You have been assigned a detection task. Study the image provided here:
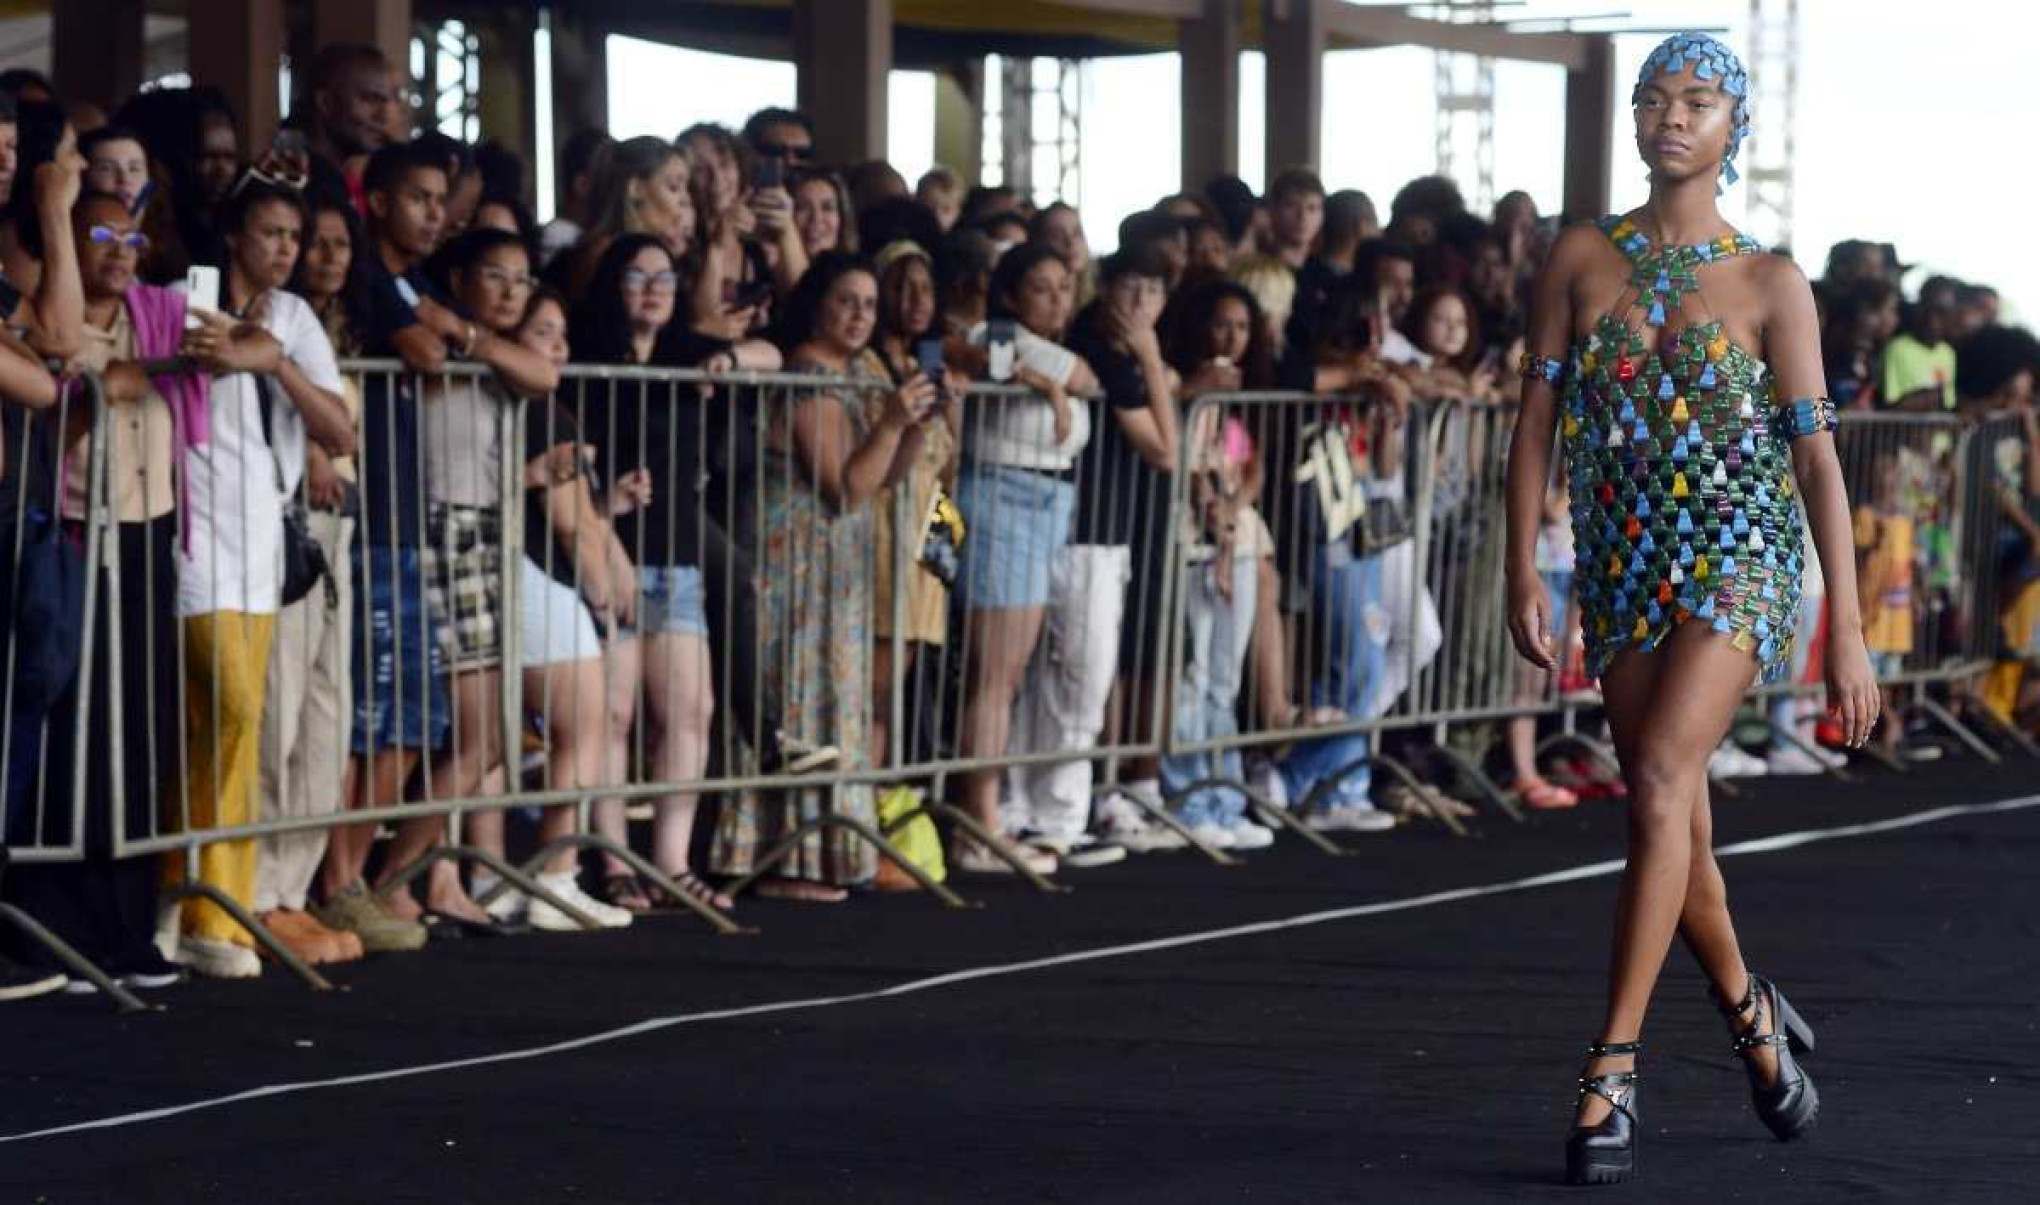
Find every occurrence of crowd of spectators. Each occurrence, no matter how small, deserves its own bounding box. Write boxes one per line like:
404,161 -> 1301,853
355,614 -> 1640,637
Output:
0,41 -> 2035,1003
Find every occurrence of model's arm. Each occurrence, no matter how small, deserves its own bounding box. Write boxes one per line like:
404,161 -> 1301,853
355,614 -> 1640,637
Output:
1763,258 -> 1880,748
1504,225 -> 1592,669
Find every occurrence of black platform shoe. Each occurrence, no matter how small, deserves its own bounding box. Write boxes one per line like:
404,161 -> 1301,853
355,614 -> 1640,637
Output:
1712,972 -> 1819,1141
1565,1039 -> 1641,1185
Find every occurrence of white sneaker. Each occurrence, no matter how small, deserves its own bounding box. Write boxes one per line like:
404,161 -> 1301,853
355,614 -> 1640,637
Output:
1224,819 -> 1276,850
1184,822 -> 1238,850
1765,746 -> 1827,776
1305,805 -> 1397,833
1246,760 -> 1290,811
176,937 -> 261,980
527,873 -> 634,931
1026,832 -> 1128,869
1708,741 -> 1769,778
951,838 -> 1058,876
483,886 -> 529,924
1095,792 -> 1189,853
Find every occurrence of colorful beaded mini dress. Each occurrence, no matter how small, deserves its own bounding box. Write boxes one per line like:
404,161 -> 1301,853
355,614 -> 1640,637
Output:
1542,215 -> 1837,681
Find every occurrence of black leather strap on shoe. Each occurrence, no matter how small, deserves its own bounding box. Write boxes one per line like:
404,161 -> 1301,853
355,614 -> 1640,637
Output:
1577,1040 -> 1642,1114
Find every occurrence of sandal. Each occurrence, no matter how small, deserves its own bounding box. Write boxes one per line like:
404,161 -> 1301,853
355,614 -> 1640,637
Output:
598,873 -> 653,914
1518,777 -> 1579,810
755,879 -> 849,903
645,870 -> 734,913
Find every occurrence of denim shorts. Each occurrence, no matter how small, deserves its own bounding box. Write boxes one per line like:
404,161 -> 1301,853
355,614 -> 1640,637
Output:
639,564 -> 709,637
1540,570 -> 1574,640
351,543 -> 451,754
956,464 -> 1075,609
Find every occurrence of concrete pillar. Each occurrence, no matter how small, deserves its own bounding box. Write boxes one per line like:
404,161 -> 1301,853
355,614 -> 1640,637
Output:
189,0 -> 287,151
1563,34 -> 1617,222
476,6 -> 537,178
312,0 -> 412,78
793,0 -> 893,165
933,63 -> 983,183
1181,0 -> 1240,191
546,6 -> 609,159
53,0 -> 145,116
1263,0 -> 1326,179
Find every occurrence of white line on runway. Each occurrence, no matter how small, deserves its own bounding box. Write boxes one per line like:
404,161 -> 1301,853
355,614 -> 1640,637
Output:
6,791 -> 2036,1146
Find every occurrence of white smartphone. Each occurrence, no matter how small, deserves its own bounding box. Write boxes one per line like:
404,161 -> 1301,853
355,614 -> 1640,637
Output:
986,318 -> 1017,383
184,264 -> 221,330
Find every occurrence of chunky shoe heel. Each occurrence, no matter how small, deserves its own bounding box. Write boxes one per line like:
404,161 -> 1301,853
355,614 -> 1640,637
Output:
1564,1040 -> 1641,1186
1712,972 -> 1819,1141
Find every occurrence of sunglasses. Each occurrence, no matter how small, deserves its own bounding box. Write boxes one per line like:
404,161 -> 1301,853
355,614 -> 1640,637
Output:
87,225 -> 150,252
623,269 -> 679,291
756,141 -> 812,163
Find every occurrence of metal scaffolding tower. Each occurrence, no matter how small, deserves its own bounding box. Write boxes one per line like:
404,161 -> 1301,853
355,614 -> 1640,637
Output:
1432,1 -> 1498,210
982,54 -> 1084,207
1743,0 -> 1799,249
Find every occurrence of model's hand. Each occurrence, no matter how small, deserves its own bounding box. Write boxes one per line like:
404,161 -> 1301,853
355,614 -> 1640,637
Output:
1824,624 -> 1881,748
1506,569 -> 1557,670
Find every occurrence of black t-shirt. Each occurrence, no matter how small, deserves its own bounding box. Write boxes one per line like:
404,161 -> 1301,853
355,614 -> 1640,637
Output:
524,399 -> 593,591
581,328 -> 738,569
1065,307 -> 1169,554
1285,256 -> 1342,358
357,259 -> 439,547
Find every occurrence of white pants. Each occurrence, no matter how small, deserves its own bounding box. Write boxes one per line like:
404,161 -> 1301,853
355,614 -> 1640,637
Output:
253,511 -> 353,913
1000,544 -> 1130,841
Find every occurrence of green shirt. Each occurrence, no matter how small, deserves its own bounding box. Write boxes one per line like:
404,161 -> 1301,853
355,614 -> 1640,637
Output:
1879,333 -> 1956,410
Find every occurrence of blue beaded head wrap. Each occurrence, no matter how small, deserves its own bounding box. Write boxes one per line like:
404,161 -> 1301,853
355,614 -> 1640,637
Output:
1632,32 -> 1751,192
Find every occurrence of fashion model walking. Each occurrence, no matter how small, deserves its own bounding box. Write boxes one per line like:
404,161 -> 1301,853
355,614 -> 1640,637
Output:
1503,32 -> 1880,1186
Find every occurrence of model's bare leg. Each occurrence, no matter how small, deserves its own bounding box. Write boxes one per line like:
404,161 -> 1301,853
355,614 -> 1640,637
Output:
1675,780 -> 1781,1086
1576,625 -> 1756,1125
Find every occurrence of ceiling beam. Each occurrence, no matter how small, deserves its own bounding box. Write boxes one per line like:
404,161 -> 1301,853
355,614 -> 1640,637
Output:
1322,3 -> 1590,69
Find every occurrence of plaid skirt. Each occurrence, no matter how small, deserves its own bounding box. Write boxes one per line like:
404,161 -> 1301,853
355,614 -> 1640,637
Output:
423,504 -> 503,670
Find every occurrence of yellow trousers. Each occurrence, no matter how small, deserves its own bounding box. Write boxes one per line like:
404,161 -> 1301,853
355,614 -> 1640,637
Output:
168,611 -> 277,945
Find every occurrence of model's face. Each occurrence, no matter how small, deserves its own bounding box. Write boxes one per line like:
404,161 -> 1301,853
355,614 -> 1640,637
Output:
1207,296 -> 1252,364
518,298 -> 571,369
818,270 -> 879,355
1420,294 -> 1470,360
1633,62 -> 1735,186
793,177 -> 841,257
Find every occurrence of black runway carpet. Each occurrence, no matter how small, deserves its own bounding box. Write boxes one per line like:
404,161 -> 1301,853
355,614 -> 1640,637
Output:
4,758 -> 2039,1203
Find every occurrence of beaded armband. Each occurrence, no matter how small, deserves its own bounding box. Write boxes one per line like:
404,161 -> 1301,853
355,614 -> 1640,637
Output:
1519,352 -> 1566,386
1774,396 -> 1839,440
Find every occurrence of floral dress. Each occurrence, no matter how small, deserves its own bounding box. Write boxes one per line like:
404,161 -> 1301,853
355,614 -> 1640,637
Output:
1555,216 -> 1837,682
710,359 -> 879,886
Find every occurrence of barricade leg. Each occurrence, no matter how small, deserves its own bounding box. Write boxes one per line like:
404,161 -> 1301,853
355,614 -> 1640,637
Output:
1094,783 -> 1239,866
723,809 -> 980,907
1909,691 -> 2001,765
155,879 -> 333,990
502,832 -> 753,933
376,837 -> 605,930
0,901 -> 146,1012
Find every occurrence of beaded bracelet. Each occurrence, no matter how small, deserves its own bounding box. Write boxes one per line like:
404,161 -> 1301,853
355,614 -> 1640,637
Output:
1518,352 -> 1565,385
1774,396 -> 1839,439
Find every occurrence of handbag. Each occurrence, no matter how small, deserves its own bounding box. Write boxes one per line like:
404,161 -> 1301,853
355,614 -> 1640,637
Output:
917,482 -> 967,588
256,375 -> 335,609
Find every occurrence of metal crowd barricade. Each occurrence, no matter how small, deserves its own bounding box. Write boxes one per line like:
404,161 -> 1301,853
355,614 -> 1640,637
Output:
0,374 -> 153,1007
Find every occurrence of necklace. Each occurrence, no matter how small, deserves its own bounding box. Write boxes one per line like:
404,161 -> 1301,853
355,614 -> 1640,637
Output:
1604,214 -> 1763,328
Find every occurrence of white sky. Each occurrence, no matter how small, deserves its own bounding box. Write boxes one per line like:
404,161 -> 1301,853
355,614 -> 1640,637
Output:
605,0 -> 2039,321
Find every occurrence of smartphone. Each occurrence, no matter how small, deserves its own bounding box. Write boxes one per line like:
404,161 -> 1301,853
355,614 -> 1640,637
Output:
914,336 -> 945,380
986,318 -> 1017,383
271,128 -> 309,158
184,264 -> 221,330
726,276 -> 773,313
752,156 -> 784,190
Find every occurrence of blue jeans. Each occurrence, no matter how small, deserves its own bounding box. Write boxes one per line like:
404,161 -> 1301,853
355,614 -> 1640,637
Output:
1278,545 -> 1390,810
1163,555 -> 1257,827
